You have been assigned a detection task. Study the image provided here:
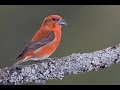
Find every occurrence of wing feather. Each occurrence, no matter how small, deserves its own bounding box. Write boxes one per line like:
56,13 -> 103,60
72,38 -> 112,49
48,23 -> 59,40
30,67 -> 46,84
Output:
16,31 -> 55,60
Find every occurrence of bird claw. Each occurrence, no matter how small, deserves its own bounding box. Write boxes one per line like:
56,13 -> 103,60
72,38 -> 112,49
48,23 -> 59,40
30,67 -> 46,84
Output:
35,57 -> 58,64
48,59 -> 55,64
46,58 -> 58,65
35,60 -> 43,63
46,57 -> 59,60
52,57 -> 59,60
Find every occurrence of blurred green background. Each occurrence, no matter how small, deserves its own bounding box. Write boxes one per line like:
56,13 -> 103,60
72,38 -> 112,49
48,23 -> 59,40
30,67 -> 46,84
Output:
0,5 -> 120,85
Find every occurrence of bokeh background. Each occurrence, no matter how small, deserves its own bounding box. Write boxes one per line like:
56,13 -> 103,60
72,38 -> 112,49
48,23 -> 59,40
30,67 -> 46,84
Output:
0,5 -> 120,85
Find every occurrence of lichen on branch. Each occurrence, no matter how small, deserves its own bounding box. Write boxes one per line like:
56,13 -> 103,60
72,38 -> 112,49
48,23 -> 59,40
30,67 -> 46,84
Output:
0,44 -> 120,85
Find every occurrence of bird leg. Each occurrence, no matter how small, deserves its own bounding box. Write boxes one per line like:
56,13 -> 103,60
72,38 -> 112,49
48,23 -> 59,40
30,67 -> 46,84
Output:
45,57 -> 60,64
35,57 -> 58,64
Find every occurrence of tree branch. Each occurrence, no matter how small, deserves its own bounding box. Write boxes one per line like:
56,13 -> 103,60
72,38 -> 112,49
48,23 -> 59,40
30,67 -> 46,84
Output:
0,44 -> 120,85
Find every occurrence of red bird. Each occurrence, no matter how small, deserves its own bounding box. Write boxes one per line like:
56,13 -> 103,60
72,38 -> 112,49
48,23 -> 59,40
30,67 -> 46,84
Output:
14,15 -> 67,66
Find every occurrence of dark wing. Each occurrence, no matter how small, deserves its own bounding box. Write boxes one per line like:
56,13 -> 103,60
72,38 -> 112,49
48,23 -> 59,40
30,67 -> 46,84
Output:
16,31 -> 55,60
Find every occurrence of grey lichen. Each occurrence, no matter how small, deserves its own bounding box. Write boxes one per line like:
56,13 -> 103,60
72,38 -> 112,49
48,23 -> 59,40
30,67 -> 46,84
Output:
0,44 -> 120,85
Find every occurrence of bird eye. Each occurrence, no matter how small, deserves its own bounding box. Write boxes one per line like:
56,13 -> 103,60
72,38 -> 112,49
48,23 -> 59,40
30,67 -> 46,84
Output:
52,18 -> 58,21
52,18 -> 56,21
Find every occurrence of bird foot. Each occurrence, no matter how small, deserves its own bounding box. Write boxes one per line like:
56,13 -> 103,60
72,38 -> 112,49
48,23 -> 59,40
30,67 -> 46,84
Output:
35,57 -> 58,64
46,57 -> 58,60
34,59 -> 43,63
45,57 -> 59,64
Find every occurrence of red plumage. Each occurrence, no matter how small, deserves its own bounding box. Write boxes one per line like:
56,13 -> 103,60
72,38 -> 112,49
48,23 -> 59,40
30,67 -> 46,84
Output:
14,15 -> 67,65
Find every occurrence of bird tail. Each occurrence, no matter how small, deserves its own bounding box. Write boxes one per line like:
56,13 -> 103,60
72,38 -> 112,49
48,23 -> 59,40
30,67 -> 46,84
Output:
13,55 -> 32,67
16,49 -> 26,60
12,52 -> 24,66
12,58 -> 25,67
16,53 -> 22,60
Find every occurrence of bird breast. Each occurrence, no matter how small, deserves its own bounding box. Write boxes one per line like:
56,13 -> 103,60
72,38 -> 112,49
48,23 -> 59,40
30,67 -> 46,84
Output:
34,31 -> 61,59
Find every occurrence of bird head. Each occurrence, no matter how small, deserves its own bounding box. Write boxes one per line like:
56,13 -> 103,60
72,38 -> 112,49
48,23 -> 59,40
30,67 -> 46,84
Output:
42,15 -> 67,30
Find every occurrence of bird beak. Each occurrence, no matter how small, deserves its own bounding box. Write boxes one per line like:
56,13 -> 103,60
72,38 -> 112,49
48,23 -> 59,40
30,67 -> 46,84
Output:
58,18 -> 67,26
